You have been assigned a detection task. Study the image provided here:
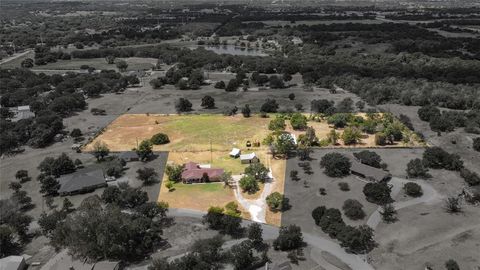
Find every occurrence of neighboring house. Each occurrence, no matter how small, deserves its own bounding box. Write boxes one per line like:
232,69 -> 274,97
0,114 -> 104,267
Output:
0,256 -> 26,270
9,105 -> 35,122
181,162 -> 224,183
58,169 -> 107,196
240,152 -> 259,164
350,159 -> 391,182
118,151 -> 139,162
462,185 -> 480,203
229,148 -> 241,158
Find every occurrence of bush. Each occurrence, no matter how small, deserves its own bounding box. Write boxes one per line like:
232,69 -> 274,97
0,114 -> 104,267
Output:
290,113 -> 307,130
363,182 -> 393,205
201,95 -> 215,109
460,168 -> 480,186
175,98 -> 192,112
239,175 -> 259,194
260,99 -> 279,113
473,137 -> 480,152
353,150 -> 382,168
342,199 -> 366,220
273,225 -> 303,251
338,182 -> 350,191
445,259 -> 460,270
214,81 -> 225,89
266,192 -> 286,211
422,147 -> 463,171
403,182 -> 423,197
268,116 -> 286,131
150,133 -> 170,145
406,158 -> 430,178
327,113 -> 350,128
418,105 -> 440,122
320,153 -> 351,177
311,206 -> 326,225
70,128 -> 82,138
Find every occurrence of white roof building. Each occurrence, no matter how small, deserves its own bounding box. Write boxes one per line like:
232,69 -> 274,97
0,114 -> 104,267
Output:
229,148 -> 241,157
0,256 -> 26,270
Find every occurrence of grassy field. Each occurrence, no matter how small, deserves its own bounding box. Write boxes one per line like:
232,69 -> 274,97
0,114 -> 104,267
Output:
31,57 -> 156,71
86,114 -> 272,152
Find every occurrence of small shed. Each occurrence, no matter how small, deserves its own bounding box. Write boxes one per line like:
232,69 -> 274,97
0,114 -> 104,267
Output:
229,148 -> 241,158
119,151 -> 140,162
240,152 -> 259,164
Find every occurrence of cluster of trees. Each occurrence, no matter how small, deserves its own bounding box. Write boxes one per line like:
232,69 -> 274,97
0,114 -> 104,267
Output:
320,153 -> 351,177
239,163 -> 269,194
418,105 -> 480,134
0,198 -> 33,257
311,206 -> 376,253
0,68 -> 135,154
39,193 -> 169,261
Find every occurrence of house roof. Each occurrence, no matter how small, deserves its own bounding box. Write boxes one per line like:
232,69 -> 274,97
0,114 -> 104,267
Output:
230,148 -> 241,155
240,152 -> 257,160
0,256 -> 25,270
58,169 -> 106,194
350,159 -> 391,182
17,105 -> 30,111
181,162 -> 224,179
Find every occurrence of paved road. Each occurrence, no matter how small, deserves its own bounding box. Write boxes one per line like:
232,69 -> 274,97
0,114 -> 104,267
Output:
0,49 -> 32,65
367,177 -> 442,229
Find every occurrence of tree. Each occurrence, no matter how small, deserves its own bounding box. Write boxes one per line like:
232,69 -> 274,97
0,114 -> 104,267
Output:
0,108 -> 14,119
229,240 -> 259,270
283,73 -> 293,82
336,98 -> 354,113
380,203 -> 397,223
445,197 -> 462,213
137,167 -> 158,186
273,225 -> 303,251
327,113 -> 350,128
342,199 -> 366,220
214,81 -> 225,89
266,192 -> 286,211
239,175 -> 259,194
422,147 -> 463,171
92,141 -> 110,161
175,98 -> 192,112
11,190 -> 33,211
403,182 -> 423,197
320,153 -> 351,177
353,150 -> 382,168
311,99 -> 334,114
21,58 -> 34,68
288,93 -> 295,100
220,171 -> 233,187
105,55 -> 116,64
244,163 -> 269,182
473,137 -> 480,152
70,128 -> 82,138
149,78 -> 163,89
247,223 -> 263,246
39,175 -> 60,196
260,99 -> 279,113
62,198 -> 74,213
225,201 -> 241,217
136,140 -> 153,161
418,105 -> 440,122
337,225 -> 375,254
49,196 -> 163,262
342,127 -> 362,145
9,181 -> 22,192
269,75 -> 285,89
356,100 -> 365,111
445,259 -> 460,270
327,129 -> 339,145
460,168 -> 480,186
225,78 -> 239,92
338,182 -> 350,191
0,226 -> 20,257
151,133 -> 170,145
241,104 -> 251,118
274,133 -> 296,156
311,206 -> 327,225
165,164 -> 183,182
290,113 -> 307,130
201,95 -> 215,109
363,182 -> 393,205
116,60 -> 128,71
268,116 -> 286,131
406,158 -> 430,178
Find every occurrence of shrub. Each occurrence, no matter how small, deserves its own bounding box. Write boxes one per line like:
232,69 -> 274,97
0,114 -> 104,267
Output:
338,182 -> 350,191
290,113 -> 307,130
327,113 -> 350,128
423,147 -> 463,171
268,116 -> 286,131
239,175 -> 259,194
266,192 -> 286,211
403,182 -> 423,197
175,98 -> 192,112
312,206 -> 327,225
320,153 -> 351,177
473,137 -> 480,152
460,168 -> 480,186
418,105 -> 440,122
342,199 -> 366,220
353,150 -> 382,168
150,133 -> 170,145
273,225 -> 303,251
406,158 -> 430,178
363,182 -> 393,205
214,81 -> 225,89
445,259 -> 460,270
260,99 -> 279,113
70,128 -> 82,138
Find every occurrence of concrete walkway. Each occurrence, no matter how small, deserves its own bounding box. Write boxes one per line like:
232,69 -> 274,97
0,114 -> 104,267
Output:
232,172 -> 274,223
0,49 -> 32,65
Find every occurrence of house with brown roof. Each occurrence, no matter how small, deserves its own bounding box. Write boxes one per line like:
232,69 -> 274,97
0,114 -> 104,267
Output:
181,162 -> 224,184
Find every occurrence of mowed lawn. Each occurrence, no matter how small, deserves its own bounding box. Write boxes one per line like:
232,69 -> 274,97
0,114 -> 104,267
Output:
87,114 -> 271,152
32,57 -> 156,71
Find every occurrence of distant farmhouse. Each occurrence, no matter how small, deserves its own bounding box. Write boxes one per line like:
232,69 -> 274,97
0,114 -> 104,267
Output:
9,105 -> 35,122
58,169 -> 107,196
0,256 -> 26,270
181,162 -> 224,184
240,152 -> 259,164
350,158 -> 391,182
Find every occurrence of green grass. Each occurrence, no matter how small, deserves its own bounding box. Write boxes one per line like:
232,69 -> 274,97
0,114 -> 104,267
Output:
32,57 -> 156,71
173,182 -> 225,192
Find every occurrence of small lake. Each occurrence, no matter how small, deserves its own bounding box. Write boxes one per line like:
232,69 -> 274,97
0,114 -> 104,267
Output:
188,45 -> 268,57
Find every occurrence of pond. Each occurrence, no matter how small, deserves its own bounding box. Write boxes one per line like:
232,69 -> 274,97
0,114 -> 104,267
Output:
188,45 -> 268,57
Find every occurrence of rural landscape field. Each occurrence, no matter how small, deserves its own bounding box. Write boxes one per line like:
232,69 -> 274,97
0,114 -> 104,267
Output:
1,0 -> 479,270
